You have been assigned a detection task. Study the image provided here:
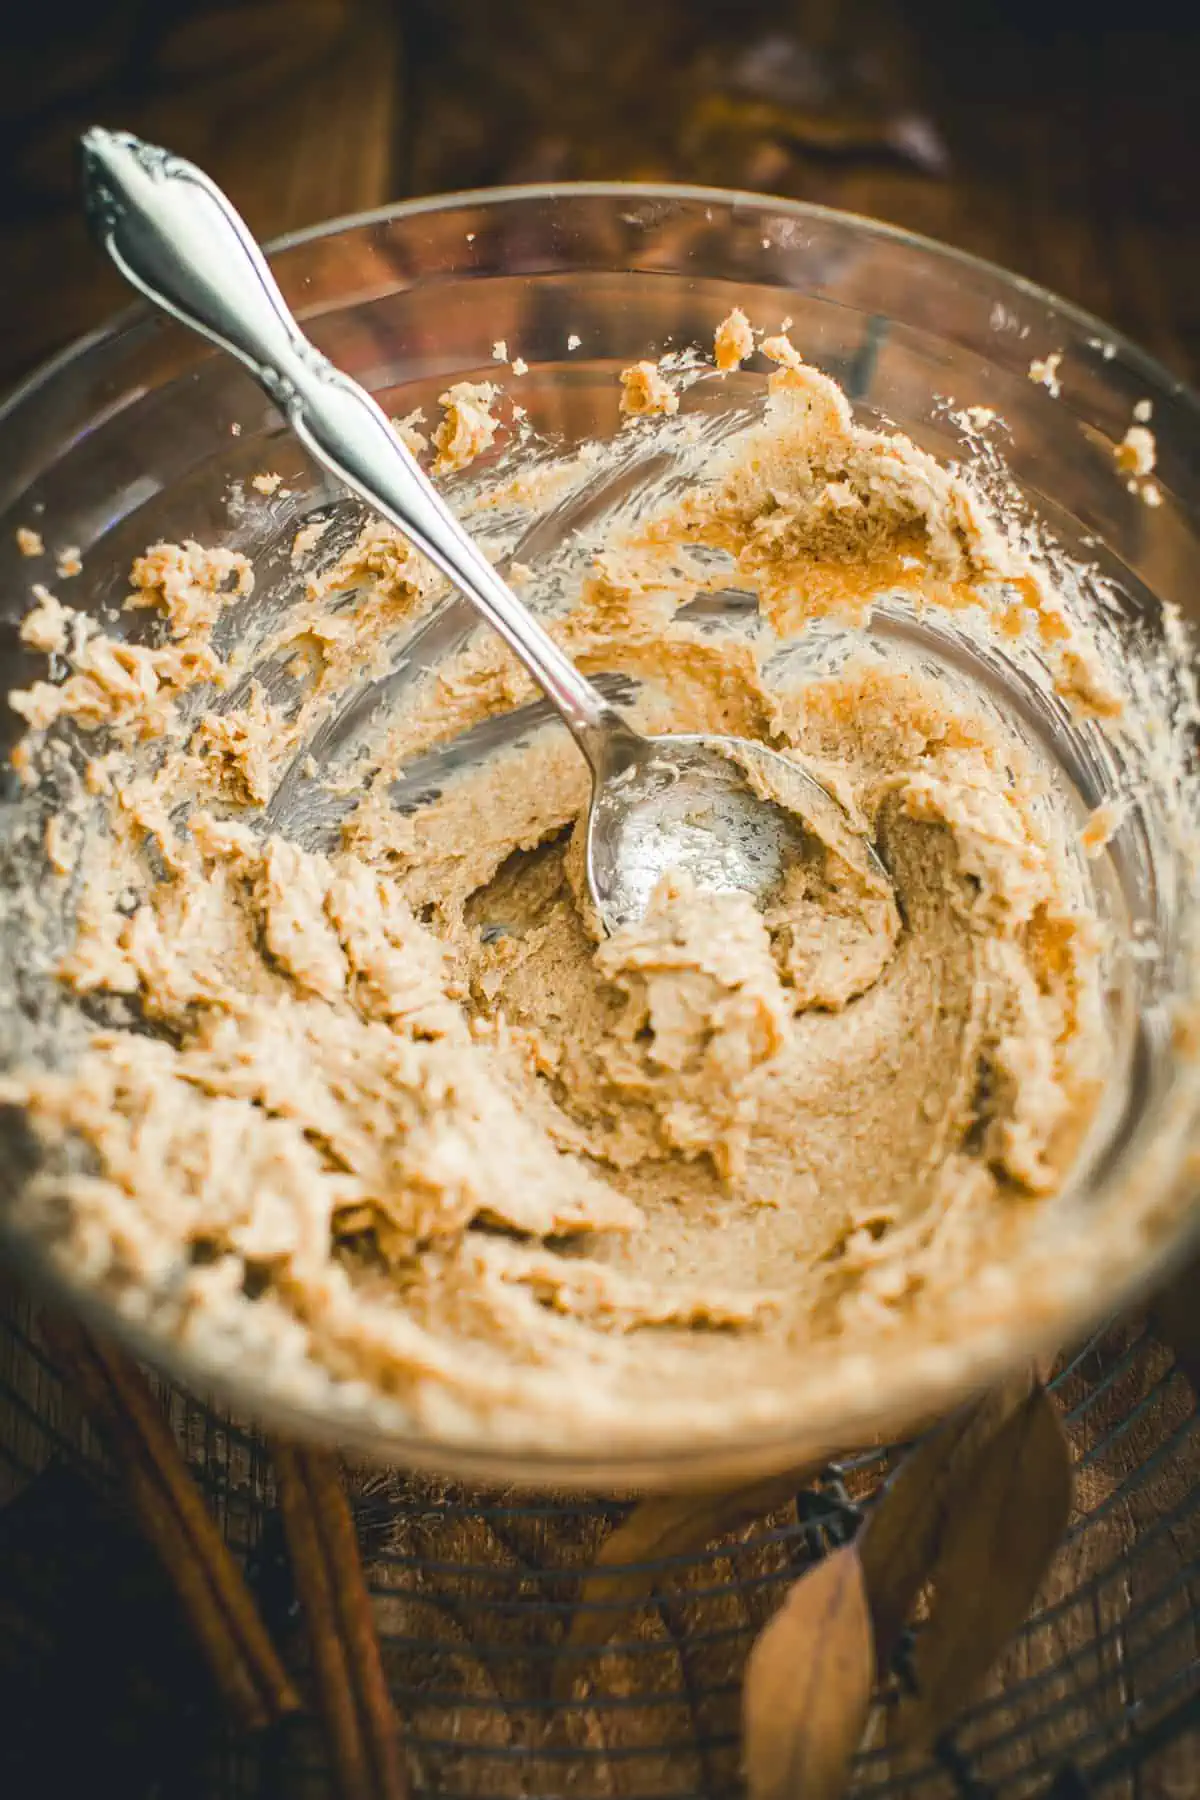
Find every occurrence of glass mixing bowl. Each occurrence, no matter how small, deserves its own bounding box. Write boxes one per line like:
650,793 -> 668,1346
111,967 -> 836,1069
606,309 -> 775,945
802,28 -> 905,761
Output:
0,186 -> 1197,1487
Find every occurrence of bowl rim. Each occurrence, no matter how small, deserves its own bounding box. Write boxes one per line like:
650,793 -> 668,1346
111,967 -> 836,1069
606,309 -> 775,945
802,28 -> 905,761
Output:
4,179 -> 1199,1486
3,181 -> 1197,429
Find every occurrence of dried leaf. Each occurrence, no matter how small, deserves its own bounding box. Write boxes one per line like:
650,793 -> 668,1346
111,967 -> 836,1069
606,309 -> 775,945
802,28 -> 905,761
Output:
742,1543 -> 874,1800
554,1461 -> 825,1700
890,1382 -> 1072,1747
857,1368 -> 1035,1675
1151,1248 -> 1200,1398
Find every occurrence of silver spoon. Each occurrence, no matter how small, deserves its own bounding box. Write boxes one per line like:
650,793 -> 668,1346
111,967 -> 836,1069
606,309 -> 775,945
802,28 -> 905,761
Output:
78,128 -> 888,932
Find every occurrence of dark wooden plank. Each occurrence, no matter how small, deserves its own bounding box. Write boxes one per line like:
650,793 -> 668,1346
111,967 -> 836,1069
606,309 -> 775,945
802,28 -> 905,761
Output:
0,0 -> 401,393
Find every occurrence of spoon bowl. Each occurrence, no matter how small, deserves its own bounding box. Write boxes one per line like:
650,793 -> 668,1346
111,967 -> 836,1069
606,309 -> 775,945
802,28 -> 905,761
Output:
587,729 -> 885,933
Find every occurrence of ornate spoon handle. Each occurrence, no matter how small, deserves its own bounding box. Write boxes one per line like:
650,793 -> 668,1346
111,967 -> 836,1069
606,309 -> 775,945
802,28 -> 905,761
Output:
78,127 -> 632,772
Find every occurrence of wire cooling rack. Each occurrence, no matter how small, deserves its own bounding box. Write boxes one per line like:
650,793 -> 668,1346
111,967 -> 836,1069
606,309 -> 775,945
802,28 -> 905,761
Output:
0,1277 -> 1196,1799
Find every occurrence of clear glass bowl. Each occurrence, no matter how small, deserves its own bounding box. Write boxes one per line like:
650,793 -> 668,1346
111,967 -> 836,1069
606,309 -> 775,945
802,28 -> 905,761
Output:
0,186 -> 1197,1487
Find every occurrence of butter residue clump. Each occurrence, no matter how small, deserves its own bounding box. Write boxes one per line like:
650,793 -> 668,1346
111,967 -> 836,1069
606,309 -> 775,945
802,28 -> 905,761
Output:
619,361 -> 679,418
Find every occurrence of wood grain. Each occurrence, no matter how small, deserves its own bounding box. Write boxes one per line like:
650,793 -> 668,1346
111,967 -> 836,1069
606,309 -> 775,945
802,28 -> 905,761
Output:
1,5 -> 1196,388
0,0 -> 400,392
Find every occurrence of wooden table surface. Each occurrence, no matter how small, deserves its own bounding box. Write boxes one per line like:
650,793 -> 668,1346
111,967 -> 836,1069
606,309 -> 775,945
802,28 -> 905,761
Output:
2,2 -> 1198,393
1,3 -> 1197,1794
